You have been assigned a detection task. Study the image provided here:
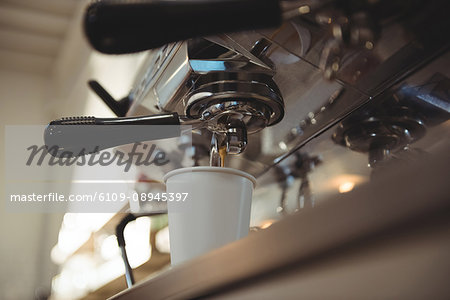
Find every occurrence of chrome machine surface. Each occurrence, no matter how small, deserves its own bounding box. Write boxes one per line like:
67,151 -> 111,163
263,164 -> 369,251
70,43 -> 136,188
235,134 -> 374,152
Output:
48,0 -> 449,225
120,0 -> 449,225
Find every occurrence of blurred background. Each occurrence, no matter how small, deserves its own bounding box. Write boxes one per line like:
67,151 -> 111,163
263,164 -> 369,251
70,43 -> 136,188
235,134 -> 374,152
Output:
0,1 -> 154,299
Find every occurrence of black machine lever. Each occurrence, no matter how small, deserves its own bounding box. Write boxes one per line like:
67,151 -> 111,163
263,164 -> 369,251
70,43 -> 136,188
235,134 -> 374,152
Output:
84,0 -> 282,54
88,80 -> 131,117
44,113 -> 181,158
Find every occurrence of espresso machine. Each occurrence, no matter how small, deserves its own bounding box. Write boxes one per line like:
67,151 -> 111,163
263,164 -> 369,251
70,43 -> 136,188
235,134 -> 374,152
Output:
45,0 -> 449,298
47,0 -> 449,172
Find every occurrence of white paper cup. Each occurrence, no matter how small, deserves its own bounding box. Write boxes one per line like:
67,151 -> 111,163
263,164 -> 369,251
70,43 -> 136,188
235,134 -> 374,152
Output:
163,166 -> 256,265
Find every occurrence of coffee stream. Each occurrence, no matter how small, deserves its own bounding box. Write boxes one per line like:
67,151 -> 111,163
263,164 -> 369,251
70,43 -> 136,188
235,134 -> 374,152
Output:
219,146 -> 227,167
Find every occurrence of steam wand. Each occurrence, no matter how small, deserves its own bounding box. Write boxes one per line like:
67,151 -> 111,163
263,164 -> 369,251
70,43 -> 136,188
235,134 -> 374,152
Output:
116,211 -> 166,288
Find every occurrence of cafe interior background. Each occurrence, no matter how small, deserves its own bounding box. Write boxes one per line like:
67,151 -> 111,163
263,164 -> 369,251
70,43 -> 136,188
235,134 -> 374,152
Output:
0,1 -> 153,298
0,0 -> 449,299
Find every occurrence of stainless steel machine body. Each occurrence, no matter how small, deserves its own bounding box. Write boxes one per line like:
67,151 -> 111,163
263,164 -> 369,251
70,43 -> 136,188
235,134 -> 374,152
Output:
48,0 -> 449,225
119,0 -> 449,225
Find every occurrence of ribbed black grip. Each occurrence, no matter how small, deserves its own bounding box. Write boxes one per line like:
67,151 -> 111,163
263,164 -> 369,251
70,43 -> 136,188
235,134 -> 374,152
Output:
84,0 -> 282,54
59,116 -> 96,125
44,113 -> 181,157
48,113 -> 180,126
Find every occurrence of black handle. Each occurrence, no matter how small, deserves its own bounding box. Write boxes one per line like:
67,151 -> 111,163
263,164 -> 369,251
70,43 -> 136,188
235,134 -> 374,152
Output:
44,113 -> 181,158
84,0 -> 282,54
88,80 -> 131,117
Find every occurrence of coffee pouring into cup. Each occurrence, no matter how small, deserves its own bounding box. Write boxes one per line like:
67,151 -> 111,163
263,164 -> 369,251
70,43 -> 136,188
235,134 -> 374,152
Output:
44,21 -> 284,268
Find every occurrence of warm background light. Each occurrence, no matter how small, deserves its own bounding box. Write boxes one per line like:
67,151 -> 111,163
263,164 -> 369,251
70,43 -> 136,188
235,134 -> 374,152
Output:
260,220 -> 275,229
338,181 -> 355,193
